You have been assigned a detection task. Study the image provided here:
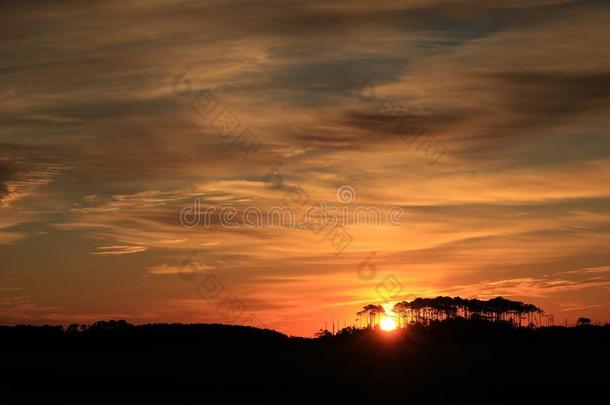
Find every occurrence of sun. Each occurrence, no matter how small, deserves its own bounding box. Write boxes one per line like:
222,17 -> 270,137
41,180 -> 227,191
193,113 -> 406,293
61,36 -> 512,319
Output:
380,316 -> 397,332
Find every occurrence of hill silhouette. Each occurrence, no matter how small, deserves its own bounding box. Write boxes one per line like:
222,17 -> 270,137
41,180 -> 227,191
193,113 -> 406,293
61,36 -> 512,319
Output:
1,300 -> 609,402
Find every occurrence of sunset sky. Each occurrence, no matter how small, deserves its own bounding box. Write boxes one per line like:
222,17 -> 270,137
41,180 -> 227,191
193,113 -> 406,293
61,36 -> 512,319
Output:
1,0 -> 610,336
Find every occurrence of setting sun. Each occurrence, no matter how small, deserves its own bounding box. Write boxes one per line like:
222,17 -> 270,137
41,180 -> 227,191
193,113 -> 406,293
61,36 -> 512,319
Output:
380,317 -> 397,332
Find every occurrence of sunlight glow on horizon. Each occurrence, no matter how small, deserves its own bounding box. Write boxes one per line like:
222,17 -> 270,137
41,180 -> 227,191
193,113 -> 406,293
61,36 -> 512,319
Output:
380,316 -> 397,332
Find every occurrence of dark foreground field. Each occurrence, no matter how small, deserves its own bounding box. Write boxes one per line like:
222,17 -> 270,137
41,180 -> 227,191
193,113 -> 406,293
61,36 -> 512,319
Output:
1,319 -> 608,403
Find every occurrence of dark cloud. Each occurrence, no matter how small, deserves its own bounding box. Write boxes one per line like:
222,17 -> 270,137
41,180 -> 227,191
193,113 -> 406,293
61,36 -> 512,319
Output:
490,71 -> 610,127
269,58 -> 407,100
341,109 -> 464,137
0,160 -> 16,200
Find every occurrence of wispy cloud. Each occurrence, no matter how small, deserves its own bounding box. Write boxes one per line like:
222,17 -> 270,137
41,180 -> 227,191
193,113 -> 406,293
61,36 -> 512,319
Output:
91,246 -> 149,256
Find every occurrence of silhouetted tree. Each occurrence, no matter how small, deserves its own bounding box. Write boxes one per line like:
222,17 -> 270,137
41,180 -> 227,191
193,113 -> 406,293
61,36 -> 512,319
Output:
357,304 -> 385,328
393,301 -> 411,327
314,328 -> 332,338
372,296 -> 544,328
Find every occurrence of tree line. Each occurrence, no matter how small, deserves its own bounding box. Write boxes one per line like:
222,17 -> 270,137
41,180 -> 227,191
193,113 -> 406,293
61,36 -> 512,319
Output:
357,296 -> 555,328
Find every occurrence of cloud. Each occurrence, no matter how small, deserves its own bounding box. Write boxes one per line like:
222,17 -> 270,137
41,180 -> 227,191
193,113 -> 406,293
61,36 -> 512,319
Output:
148,261 -> 214,275
561,266 -> 610,275
0,155 -> 64,243
557,302 -> 610,312
91,245 -> 149,256
0,288 -> 59,322
0,159 -> 16,201
450,276 -> 610,299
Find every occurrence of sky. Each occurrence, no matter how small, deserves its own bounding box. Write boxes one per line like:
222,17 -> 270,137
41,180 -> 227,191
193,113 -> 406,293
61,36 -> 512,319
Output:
1,0 -> 610,336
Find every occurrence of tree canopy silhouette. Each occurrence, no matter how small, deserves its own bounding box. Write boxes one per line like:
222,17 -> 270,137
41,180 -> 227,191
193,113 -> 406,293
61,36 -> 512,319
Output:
387,296 -> 547,327
357,304 -> 386,328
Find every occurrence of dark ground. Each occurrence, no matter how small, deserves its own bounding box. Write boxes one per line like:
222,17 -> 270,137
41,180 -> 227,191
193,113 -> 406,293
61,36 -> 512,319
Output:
1,319 -> 608,403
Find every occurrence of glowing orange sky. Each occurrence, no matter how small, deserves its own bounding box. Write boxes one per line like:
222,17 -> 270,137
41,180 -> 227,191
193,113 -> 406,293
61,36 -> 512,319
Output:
1,0 -> 610,336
